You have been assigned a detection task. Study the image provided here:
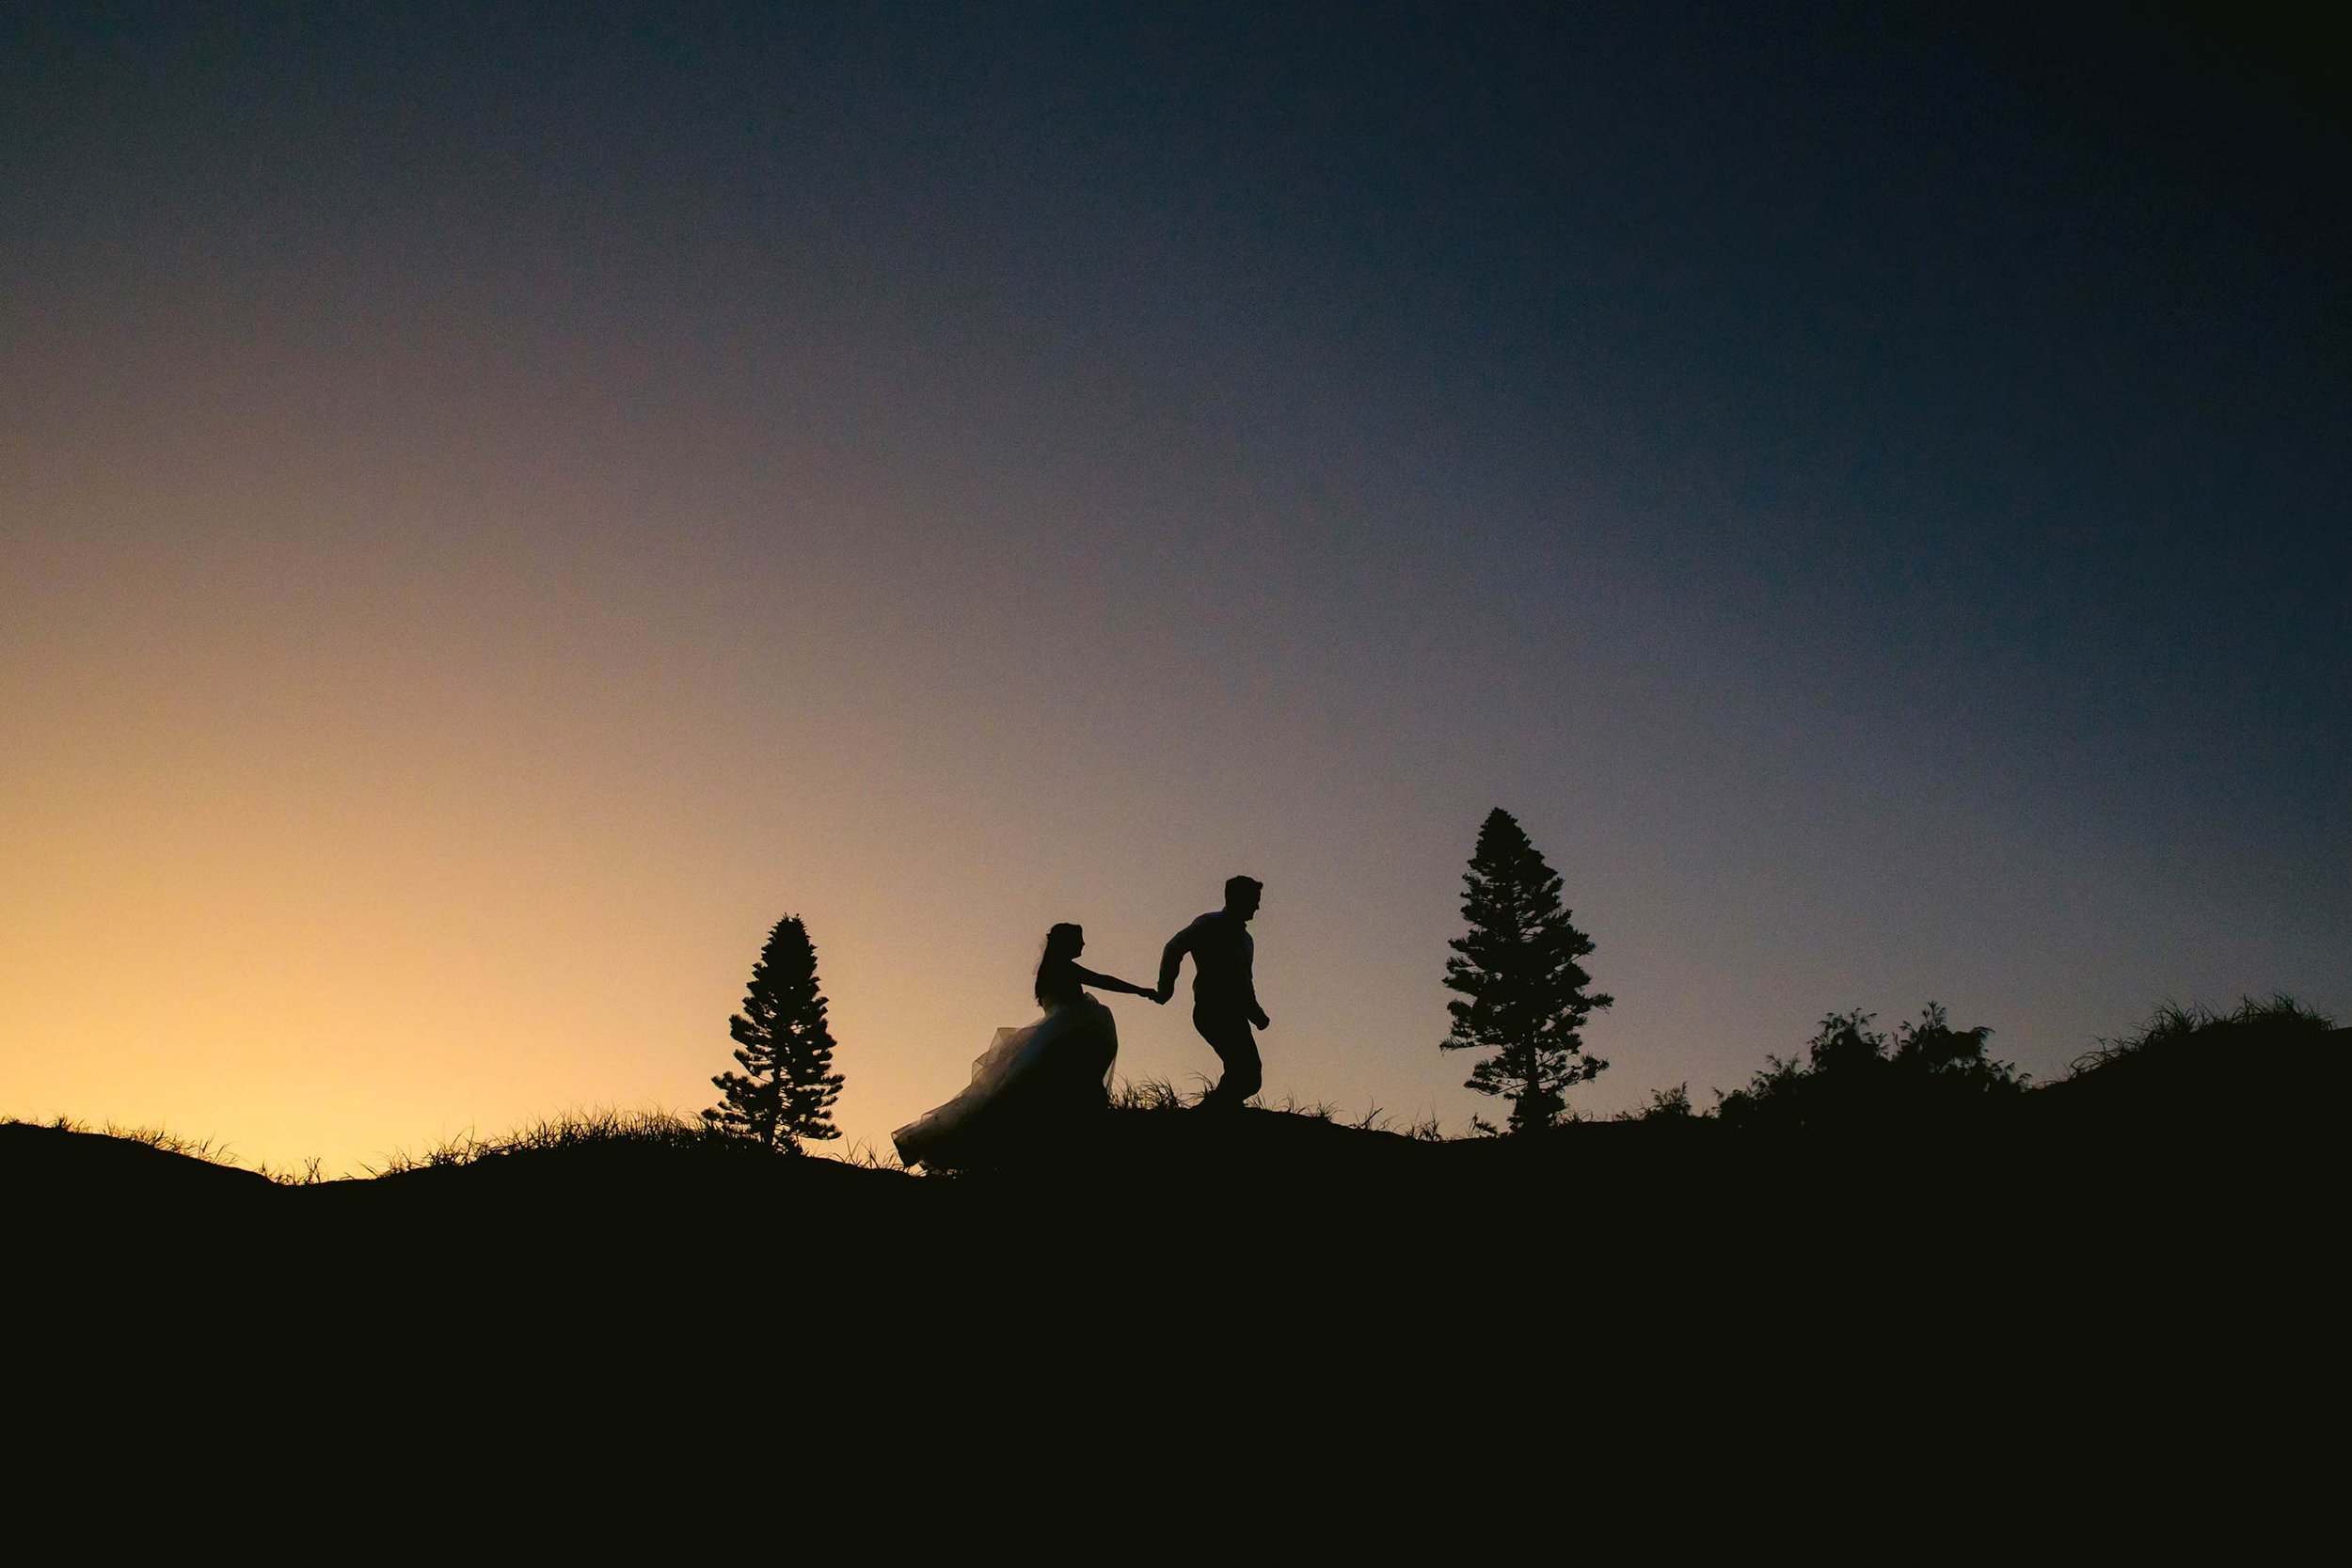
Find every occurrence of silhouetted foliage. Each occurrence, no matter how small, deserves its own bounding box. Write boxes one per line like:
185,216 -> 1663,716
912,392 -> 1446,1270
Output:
705,915 -> 844,1151
1716,1004 -> 2023,1132
1614,1082 -> 1696,1121
1442,807 -> 1613,1134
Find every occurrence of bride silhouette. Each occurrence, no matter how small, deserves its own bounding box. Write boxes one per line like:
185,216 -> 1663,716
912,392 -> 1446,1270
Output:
892,923 -> 1161,1169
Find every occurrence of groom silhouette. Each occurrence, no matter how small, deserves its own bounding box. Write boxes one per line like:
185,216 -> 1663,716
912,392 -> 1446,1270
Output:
1156,876 -> 1269,1113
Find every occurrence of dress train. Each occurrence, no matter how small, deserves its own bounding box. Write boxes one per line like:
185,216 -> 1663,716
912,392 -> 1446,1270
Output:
892,993 -> 1117,1168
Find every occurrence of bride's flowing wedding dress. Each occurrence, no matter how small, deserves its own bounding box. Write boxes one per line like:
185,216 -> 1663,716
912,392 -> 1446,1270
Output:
893,927 -> 1156,1170
891,994 -> 1118,1169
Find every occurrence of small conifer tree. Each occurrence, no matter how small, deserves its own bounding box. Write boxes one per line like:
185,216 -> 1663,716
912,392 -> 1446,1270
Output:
1442,807 -> 1613,1133
706,914 -> 844,1151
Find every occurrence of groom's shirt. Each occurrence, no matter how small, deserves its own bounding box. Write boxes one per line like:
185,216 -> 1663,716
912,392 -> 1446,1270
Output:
1163,910 -> 1260,1019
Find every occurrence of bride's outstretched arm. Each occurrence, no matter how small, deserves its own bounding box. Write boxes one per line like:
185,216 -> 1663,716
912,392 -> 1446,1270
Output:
1073,965 -> 1159,999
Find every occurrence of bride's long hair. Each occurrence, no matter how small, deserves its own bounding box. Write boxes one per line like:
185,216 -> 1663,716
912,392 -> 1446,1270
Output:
1035,923 -> 1084,1006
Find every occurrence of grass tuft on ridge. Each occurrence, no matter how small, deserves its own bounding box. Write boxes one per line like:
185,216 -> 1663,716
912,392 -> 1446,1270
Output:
2069,992 -> 2335,1076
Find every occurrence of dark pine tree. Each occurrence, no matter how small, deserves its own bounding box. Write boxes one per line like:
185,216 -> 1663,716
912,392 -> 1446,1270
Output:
1442,808 -> 1613,1134
705,914 -> 844,1152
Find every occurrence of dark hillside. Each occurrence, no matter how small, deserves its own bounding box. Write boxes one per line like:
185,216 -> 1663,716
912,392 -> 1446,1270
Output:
2033,1018 -> 2352,1127
13,1019 -> 2342,1390
3,1121 -> 273,1207
16,1021 -> 2344,1249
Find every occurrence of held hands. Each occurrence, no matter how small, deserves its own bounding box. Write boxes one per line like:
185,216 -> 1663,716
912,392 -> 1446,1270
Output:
1152,985 -> 1172,1006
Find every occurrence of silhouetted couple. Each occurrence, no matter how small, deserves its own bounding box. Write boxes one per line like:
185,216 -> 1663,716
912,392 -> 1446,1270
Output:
892,876 -> 1269,1169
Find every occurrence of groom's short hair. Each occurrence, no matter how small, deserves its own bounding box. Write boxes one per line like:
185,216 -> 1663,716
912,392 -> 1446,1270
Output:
1224,875 -> 1263,903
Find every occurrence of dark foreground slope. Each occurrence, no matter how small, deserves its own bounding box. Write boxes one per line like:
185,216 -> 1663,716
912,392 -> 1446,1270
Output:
18,1026 -> 2345,1304
13,1024 -> 2344,1449
10,1034 -> 2339,1546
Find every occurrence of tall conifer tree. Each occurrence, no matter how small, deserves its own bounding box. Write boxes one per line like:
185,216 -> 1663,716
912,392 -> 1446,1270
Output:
1442,808 -> 1613,1133
706,914 -> 844,1151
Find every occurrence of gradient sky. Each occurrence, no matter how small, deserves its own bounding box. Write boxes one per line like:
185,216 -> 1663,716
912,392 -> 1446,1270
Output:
5,2 -> 2344,1176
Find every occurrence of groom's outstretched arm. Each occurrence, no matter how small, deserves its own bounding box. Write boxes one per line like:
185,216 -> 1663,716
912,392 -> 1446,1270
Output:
1155,925 -> 1192,1003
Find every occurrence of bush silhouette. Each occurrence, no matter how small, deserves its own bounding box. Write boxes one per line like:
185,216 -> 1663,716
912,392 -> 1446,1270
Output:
1614,1083 -> 1696,1121
1717,1004 -> 2023,1132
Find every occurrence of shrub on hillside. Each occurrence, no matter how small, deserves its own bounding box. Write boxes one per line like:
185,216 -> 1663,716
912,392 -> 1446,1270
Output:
1717,1004 -> 2025,1132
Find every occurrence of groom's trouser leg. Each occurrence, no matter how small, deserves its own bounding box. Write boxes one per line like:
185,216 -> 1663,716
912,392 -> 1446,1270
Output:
1194,1010 -> 1262,1107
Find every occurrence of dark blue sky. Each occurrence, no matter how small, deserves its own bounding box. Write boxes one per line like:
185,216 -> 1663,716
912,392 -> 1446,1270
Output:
5,3 -> 2344,1162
